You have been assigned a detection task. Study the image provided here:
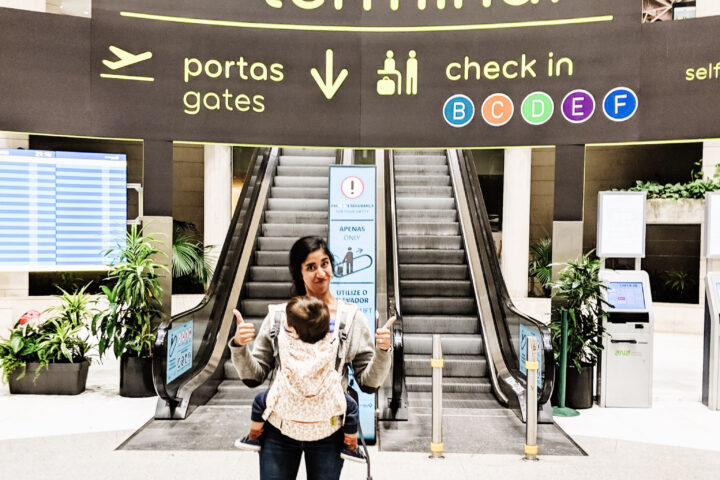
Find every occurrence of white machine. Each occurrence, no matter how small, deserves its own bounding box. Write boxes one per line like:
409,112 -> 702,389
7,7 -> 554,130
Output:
703,272 -> 720,410
599,269 -> 654,408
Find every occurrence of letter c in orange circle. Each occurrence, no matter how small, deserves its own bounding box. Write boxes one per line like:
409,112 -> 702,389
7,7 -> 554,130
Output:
481,93 -> 514,127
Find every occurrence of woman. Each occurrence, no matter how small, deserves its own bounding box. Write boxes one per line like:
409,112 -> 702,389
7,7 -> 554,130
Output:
230,236 -> 393,480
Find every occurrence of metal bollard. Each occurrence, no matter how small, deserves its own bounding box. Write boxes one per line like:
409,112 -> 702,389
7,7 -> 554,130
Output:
429,334 -> 444,458
524,336 -> 539,461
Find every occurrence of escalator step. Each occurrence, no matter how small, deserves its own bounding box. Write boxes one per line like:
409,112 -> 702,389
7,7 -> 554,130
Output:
395,164 -> 448,175
397,222 -> 460,236
274,176 -> 329,187
255,251 -> 289,266
400,264 -> 467,280
241,298 -> 282,317
404,333 -> 484,355
268,198 -> 327,211
264,211 -> 328,225
393,155 -> 447,165
250,266 -> 292,282
278,156 -> 334,166
277,166 -> 331,177
397,209 -> 457,222
258,236 -> 303,251
246,282 -> 293,298
400,280 -> 472,297
396,186 -> 453,197
398,235 -> 462,249
394,175 -> 450,186
397,197 -> 454,209
262,223 -> 328,237
398,249 -> 465,264
404,354 -> 488,377
402,315 -> 477,334
405,376 -> 492,393
403,296 -> 475,314
270,187 -> 329,199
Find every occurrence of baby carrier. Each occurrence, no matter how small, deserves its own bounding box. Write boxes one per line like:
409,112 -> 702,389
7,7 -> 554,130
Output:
268,305 -> 374,480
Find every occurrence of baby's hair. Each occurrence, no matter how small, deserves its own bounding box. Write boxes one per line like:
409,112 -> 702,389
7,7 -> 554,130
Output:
286,296 -> 330,344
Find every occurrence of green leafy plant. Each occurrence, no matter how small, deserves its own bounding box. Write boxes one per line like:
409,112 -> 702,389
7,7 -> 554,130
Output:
0,285 -> 95,384
93,225 -> 167,359
620,160 -> 720,200
549,251 -> 610,372
662,269 -> 695,296
172,220 -> 213,289
528,237 -> 552,297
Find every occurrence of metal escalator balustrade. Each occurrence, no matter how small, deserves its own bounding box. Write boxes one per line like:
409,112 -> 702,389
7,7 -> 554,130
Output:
153,147 -> 276,418
453,149 -> 555,420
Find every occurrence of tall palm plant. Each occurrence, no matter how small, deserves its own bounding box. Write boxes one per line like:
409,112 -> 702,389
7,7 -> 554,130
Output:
528,237 -> 552,297
172,220 -> 214,289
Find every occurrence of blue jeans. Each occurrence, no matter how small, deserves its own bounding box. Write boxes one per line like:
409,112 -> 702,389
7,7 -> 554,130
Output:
252,390 -> 359,435
259,422 -> 344,480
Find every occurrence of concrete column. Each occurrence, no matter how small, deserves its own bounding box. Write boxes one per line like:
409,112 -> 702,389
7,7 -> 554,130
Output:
143,216 -> 174,326
697,0 -> 720,17
203,145 -> 232,270
501,147 -> 532,300
0,132 -> 30,297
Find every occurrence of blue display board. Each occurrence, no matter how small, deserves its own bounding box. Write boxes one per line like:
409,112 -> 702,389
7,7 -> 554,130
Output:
519,325 -> 543,389
607,282 -> 646,310
166,321 -> 193,383
328,165 -> 376,442
0,149 -> 127,270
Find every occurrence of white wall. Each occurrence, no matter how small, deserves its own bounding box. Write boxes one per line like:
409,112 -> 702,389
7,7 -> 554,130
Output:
697,0 -> 720,17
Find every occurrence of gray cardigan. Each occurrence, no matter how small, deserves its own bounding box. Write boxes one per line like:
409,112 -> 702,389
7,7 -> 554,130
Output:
229,300 -> 392,393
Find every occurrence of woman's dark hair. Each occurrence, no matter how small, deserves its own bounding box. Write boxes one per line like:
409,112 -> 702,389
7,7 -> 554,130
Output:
289,236 -> 334,295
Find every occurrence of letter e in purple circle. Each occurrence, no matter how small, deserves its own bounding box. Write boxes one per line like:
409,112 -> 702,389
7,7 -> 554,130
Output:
561,90 -> 595,124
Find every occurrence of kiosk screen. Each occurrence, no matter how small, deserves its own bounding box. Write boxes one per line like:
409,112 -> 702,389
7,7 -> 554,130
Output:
607,282 -> 646,310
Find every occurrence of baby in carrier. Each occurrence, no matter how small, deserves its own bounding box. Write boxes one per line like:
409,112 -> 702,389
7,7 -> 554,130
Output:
235,296 -> 366,463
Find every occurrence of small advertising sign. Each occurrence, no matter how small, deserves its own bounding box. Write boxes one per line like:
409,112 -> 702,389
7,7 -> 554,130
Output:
166,321 -> 193,383
519,325 -> 543,389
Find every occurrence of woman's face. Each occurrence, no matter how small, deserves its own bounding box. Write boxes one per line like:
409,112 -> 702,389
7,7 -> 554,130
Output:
301,248 -> 333,298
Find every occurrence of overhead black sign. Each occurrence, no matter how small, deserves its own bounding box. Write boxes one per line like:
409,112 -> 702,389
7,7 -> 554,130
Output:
0,1 -> 718,147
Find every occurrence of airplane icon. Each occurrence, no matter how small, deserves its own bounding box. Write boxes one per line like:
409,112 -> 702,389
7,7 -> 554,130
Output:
102,45 -> 152,70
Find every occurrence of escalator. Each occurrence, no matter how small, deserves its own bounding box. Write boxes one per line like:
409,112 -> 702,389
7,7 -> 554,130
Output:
379,150 -> 581,455
124,147 -> 580,455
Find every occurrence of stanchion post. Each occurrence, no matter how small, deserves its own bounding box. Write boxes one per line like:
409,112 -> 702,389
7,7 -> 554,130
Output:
524,336 -> 539,461
553,309 -> 580,417
430,334 -> 444,459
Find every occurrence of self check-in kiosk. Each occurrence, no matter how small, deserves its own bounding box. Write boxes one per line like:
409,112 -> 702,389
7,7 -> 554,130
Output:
702,272 -> 720,410
599,269 -> 654,408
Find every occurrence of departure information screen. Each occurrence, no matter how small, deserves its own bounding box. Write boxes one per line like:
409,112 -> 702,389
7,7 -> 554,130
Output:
0,149 -> 126,270
607,281 -> 646,310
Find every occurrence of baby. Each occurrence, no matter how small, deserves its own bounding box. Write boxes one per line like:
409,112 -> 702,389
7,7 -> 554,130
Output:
235,296 -> 365,463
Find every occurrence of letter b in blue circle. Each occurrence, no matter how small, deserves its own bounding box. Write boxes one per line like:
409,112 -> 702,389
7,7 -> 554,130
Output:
443,94 -> 475,128
603,87 -> 638,122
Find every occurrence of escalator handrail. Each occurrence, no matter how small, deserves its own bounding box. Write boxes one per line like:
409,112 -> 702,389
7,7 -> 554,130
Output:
152,148 -> 272,403
457,149 -> 555,405
386,150 -> 405,411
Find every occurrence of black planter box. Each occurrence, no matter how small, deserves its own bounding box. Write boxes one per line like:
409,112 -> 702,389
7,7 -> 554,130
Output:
120,354 -> 156,398
9,360 -> 89,395
552,363 -> 594,410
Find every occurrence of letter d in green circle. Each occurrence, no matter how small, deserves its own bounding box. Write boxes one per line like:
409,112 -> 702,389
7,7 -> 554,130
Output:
521,91 -> 554,125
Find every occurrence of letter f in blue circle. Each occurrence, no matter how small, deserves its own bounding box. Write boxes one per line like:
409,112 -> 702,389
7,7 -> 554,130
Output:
603,87 -> 638,122
443,94 -> 475,128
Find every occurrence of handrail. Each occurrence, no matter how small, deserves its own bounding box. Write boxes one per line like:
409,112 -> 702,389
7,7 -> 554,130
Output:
455,149 -> 555,414
153,148 -> 278,417
386,149 -> 406,415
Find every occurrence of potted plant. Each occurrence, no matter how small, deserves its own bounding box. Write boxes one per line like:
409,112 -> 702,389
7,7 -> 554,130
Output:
0,285 -> 95,395
172,220 -> 214,294
549,251 -> 609,409
93,225 -> 167,397
528,237 -> 552,297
